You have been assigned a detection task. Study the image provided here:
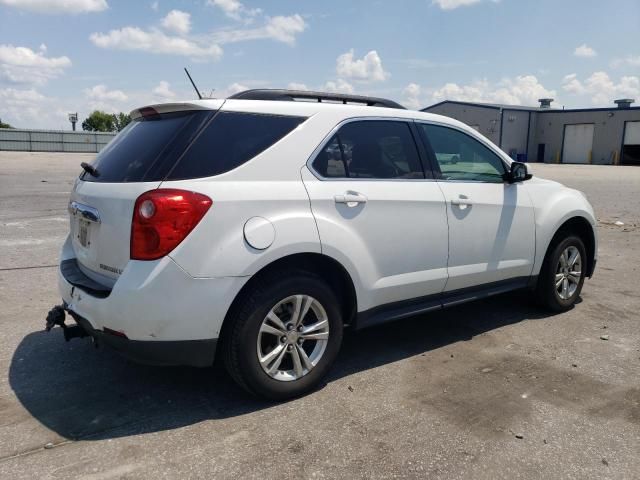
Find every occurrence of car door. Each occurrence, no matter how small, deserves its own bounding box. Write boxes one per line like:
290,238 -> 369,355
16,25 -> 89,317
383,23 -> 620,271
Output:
302,118 -> 449,313
416,122 -> 536,292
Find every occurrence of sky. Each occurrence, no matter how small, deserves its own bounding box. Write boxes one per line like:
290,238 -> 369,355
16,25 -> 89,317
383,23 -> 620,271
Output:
0,0 -> 639,129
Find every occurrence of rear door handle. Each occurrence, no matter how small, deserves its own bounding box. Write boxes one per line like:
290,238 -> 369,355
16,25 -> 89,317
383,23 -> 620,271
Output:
334,193 -> 368,206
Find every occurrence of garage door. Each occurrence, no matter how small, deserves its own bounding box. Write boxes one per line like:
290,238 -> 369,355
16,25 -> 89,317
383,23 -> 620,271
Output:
562,124 -> 594,164
622,121 -> 640,165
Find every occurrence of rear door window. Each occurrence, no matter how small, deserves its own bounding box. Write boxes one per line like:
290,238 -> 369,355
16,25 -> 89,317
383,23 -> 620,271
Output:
167,112 -> 305,180
312,120 -> 425,179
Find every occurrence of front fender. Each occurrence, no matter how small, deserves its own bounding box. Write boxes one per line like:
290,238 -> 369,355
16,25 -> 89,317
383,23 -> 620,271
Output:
527,182 -> 597,276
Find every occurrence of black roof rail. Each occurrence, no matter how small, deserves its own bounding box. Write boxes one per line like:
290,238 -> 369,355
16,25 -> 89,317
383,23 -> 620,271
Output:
228,89 -> 406,110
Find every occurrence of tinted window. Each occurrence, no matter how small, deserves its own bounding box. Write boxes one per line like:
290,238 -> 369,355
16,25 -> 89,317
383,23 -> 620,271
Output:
167,112 -> 305,180
420,124 -> 506,183
84,111 -> 212,183
313,121 -> 424,179
313,136 -> 346,178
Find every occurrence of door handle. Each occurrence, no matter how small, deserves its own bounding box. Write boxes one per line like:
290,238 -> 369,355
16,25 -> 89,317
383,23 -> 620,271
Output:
451,196 -> 473,206
68,201 -> 101,223
334,193 -> 367,206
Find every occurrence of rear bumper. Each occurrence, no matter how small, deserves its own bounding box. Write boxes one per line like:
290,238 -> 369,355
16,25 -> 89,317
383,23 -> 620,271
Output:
57,235 -> 248,351
69,310 -> 217,366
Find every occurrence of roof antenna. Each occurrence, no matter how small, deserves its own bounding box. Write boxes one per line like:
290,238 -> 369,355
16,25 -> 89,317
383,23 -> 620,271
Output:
184,67 -> 202,100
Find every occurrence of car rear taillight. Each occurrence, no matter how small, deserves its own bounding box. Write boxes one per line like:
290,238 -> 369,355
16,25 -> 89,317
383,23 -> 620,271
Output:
131,189 -> 212,260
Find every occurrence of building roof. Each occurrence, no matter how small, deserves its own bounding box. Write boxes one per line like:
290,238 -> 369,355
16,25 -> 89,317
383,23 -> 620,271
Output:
422,99 -> 640,114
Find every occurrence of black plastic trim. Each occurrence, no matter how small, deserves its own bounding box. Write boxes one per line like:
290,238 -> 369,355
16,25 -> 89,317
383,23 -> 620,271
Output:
229,89 -> 406,110
60,259 -> 112,298
355,276 -> 530,330
587,259 -> 597,278
68,311 -> 217,367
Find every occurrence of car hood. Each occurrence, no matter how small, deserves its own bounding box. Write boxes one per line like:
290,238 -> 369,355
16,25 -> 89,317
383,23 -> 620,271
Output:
526,175 -> 564,188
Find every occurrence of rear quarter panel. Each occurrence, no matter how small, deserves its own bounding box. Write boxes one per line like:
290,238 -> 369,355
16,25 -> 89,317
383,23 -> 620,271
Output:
161,110 -> 347,278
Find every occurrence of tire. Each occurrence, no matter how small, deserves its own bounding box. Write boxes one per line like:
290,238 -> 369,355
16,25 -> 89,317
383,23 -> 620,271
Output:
222,269 -> 343,400
536,234 -> 587,312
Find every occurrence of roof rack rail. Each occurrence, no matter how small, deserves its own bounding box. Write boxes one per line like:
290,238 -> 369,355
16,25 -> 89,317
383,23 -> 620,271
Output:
228,89 -> 406,110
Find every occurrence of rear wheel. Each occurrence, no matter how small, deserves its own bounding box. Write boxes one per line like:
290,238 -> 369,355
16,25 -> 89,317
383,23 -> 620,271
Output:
223,270 -> 343,400
536,235 -> 586,312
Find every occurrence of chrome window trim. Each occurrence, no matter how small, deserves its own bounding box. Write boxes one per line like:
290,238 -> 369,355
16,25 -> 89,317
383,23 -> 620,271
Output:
305,116 -> 437,182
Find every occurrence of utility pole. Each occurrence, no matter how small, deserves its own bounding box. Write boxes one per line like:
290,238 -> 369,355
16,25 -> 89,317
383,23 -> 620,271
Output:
68,112 -> 78,131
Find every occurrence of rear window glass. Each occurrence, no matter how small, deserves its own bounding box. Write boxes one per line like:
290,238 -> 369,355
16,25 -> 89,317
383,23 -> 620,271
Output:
83,111 -> 212,183
82,111 -> 305,183
167,112 -> 305,180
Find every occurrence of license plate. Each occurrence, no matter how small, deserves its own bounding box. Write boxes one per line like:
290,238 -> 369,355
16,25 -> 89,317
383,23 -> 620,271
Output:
78,219 -> 91,247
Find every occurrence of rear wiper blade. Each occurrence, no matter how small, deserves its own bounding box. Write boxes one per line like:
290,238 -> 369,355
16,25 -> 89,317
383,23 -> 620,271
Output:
80,162 -> 100,177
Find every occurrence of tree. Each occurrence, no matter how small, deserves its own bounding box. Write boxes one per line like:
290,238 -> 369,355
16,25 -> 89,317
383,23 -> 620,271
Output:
113,112 -> 131,132
81,111 -> 131,132
0,118 -> 12,129
82,110 -> 115,132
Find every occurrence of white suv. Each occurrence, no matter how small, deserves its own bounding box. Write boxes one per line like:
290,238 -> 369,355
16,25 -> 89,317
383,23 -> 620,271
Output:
49,89 -> 597,399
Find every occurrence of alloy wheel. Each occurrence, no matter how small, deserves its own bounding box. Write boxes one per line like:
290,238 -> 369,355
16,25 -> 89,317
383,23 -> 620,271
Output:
555,245 -> 582,300
257,295 -> 330,382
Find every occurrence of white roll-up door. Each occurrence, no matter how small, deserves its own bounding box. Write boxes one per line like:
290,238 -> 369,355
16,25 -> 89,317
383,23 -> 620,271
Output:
624,121 -> 640,145
562,124 -> 594,164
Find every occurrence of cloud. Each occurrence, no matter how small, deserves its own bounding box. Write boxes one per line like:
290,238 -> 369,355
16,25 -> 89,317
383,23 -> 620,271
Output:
90,27 -> 223,60
574,44 -> 597,58
402,82 -> 422,109
287,82 -> 308,91
161,10 -> 191,35
0,0 -> 107,13
611,54 -> 640,68
430,75 -> 555,106
207,0 -> 260,23
0,44 -> 71,85
226,82 -> 248,95
432,0 -> 482,10
323,79 -> 354,94
84,84 -> 127,102
561,73 -> 584,94
336,50 -> 388,83
0,87 -> 63,128
562,71 -> 639,105
152,80 -> 176,100
150,1 -> 158,11
211,14 -> 307,46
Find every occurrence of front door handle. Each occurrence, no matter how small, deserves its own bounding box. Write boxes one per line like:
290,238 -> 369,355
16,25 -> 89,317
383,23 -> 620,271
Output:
334,193 -> 368,206
451,196 -> 473,207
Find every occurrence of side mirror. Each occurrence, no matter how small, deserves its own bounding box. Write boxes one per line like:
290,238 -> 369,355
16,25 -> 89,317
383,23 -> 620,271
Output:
506,161 -> 532,183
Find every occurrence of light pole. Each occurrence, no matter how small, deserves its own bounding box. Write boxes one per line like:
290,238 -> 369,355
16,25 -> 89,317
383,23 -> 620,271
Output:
68,112 -> 78,131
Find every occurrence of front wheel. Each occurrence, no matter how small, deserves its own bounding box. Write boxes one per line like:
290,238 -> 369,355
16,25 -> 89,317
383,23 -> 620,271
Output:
223,270 -> 343,400
536,235 -> 586,312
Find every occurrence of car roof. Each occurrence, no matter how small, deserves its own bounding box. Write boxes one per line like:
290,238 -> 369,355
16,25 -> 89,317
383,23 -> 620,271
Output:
130,96 -> 471,132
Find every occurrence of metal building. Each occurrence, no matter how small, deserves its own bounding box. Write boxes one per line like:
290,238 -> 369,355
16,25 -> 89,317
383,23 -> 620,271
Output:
422,98 -> 640,165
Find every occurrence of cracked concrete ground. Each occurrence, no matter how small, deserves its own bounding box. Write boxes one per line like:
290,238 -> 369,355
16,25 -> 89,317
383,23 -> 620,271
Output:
0,152 -> 638,479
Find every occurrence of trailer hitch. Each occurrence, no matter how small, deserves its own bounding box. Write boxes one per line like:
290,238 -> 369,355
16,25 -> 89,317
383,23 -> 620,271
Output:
45,304 -> 89,342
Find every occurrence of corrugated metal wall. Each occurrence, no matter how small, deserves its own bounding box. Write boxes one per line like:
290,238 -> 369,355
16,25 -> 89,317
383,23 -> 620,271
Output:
0,129 -> 115,153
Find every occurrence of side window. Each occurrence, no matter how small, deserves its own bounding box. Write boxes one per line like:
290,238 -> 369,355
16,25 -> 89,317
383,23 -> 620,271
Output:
312,121 -> 424,179
167,112 -> 305,180
313,136 -> 347,178
420,124 -> 506,183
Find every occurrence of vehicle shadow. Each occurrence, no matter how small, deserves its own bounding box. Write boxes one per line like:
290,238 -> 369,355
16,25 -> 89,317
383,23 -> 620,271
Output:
9,291 -> 560,442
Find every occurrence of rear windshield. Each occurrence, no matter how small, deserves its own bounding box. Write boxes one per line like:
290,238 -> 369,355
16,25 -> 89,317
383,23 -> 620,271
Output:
82,110 -> 306,183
